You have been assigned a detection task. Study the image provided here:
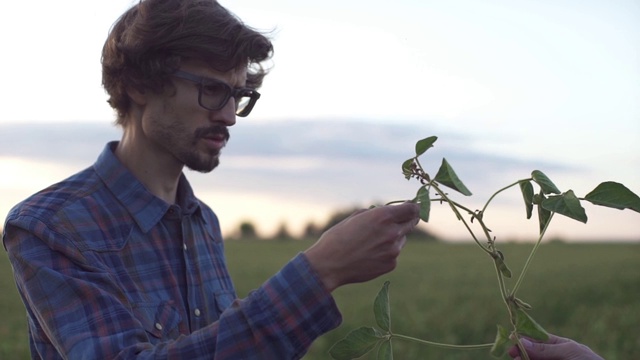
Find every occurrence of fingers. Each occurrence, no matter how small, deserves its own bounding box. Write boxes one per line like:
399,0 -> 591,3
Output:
528,341 -> 579,359
347,209 -> 369,219
385,202 -> 420,223
349,203 -> 419,237
303,201 -> 420,292
400,214 -> 420,234
397,235 -> 407,250
543,334 -> 573,345
509,335 -> 599,360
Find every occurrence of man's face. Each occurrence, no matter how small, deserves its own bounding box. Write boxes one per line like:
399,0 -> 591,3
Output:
141,60 -> 246,173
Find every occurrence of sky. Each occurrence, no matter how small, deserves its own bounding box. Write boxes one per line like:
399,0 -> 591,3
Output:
1,0 -> 639,242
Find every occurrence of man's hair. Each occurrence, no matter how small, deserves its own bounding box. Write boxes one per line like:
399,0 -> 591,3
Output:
101,0 -> 273,125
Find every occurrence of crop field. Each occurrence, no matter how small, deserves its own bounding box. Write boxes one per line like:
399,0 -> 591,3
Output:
1,240 -> 639,359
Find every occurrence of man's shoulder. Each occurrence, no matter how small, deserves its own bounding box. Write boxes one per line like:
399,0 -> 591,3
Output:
6,166 -> 106,226
4,165 -> 138,251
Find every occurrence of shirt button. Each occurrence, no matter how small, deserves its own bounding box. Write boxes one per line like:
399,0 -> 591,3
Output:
194,309 -> 201,317
183,244 -> 187,251
155,323 -> 163,331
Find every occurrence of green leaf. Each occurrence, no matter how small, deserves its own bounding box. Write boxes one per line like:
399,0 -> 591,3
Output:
416,186 -> 431,222
374,281 -> 391,332
415,136 -> 438,157
515,309 -> 549,342
542,190 -> 588,223
519,180 -> 534,219
402,158 -> 415,180
584,181 -> 640,213
490,325 -> 511,358
434,158 -> 472,196
377,340 -> 393,360
372,327 -> 385,337
329,327 -> 383,360
532,193 -> 543,205
536,191 -> 551,234
495,257 -> 512,278
531,170 -> 561,195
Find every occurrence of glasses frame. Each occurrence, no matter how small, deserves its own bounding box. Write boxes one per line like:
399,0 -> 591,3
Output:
172,70 -> 261,117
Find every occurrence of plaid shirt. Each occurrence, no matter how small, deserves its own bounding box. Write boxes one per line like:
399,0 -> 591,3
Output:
3,142 -> 341,359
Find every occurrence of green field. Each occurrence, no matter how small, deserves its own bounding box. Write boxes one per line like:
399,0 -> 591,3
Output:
1,241 -> 639,359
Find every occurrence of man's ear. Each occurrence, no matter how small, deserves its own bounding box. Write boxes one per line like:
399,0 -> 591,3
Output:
126,87 -> 147,106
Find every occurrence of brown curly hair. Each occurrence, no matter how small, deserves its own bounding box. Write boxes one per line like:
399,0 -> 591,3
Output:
101,0 -> 273,125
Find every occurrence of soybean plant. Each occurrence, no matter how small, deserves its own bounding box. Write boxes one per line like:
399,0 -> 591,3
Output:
329,136 -> 640,360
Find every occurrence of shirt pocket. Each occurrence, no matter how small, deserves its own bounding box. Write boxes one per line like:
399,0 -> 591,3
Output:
132,301 -> 182,341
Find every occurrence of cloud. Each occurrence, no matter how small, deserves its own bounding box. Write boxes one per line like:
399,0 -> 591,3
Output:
0,122 -> 121,164
0,119 -> 579,206
0,119 -> 574,167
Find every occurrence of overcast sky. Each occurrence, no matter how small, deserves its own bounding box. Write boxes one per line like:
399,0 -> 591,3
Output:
1,0 -> 639,241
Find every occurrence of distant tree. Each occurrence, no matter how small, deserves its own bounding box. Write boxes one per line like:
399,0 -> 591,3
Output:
271,222 -> 293,241
548,237 -> 566,244
238,221 -> 258,240
302,221 -> 322,240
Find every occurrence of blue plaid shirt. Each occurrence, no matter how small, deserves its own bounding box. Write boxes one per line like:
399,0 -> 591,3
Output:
3,142 -> 341,359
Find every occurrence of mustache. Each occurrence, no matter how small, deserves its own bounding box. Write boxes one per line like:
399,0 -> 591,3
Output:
195,125 -> 230,141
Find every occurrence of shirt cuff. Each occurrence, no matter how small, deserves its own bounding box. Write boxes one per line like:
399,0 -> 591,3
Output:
259,252 -> 342,356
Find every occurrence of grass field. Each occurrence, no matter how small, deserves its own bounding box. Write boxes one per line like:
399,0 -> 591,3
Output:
1,240 -> 639,359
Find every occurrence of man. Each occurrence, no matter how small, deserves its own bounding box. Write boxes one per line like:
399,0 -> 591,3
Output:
3,0 -> 419,359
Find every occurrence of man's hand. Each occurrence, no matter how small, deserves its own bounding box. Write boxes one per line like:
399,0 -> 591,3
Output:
509,334 -> 605,360
303,202 -> 420,292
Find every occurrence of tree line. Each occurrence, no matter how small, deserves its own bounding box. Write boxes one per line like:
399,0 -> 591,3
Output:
227,206 -> 438,241
0,207 -> 438,242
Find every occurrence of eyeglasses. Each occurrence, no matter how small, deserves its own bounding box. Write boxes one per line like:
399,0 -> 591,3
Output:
172,70 -> 261,117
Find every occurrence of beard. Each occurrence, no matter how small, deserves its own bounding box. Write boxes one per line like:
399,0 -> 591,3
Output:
150,117 -> 230,173
183,125 -> 230,173
183,151 -> 221,173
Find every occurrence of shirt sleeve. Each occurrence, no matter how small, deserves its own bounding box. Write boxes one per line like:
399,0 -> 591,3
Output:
4,216 -> 342,360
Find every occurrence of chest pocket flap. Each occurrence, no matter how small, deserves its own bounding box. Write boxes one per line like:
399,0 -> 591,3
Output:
132,301 -> 182,340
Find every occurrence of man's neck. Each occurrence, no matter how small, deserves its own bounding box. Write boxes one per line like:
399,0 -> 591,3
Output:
115,127 -> 183,205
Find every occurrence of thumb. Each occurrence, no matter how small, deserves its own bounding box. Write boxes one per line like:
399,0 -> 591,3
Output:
386,202 -> 420,223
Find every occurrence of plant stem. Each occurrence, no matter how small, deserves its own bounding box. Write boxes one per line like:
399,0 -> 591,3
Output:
493,260 -> 510,308
391,334 -> 493,350
431,183 -> 492,255
480,179 -> 531,215
474,216 -> 496,249
411,153 -> 530,359
513,335 -> 531,360
504,212 -> 555,360
512,212 -> 555,296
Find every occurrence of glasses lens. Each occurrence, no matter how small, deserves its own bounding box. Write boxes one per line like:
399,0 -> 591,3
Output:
236,95 -> 252,115
235,90 -> 259,117
200,82 -> 230,110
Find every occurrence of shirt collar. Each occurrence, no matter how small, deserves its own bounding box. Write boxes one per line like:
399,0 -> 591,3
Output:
93,142 -> 202,233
